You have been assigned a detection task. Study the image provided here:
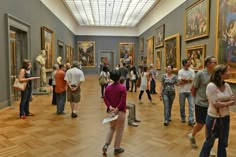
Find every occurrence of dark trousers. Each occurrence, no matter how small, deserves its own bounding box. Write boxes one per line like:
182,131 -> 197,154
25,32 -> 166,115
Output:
101,84 -> 108,97
150,79 -> 156,94
56,92 -> 66,114
130,79 -> 136,92
52,85 -> 57,105
139,90 -> 152,101
126,78 -> 130,91
19,87 -> 31,116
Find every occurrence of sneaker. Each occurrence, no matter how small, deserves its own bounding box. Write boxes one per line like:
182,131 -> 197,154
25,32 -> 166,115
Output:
20,115 -> 26,119
210,149 -> 216,157
114,148 -> 125,155
188,122 -> 195,127
134,119 -> 141,122
181,119 -> 186,123
151,101 -> 156,105
164,120 -> 168,126
188,133 -> 198,148
128,122 -> 138,127
102,144 -> 109,155
71,112 -> 78,118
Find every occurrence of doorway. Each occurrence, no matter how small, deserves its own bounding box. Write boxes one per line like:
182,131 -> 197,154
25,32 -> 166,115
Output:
7,14 -> 30,107
98,50 -> 115,74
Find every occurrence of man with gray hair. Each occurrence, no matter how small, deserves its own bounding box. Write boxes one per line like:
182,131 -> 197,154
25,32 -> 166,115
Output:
64,61 -> 85,118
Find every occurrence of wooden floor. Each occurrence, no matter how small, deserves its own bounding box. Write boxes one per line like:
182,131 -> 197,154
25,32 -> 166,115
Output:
0,75 -> 236,157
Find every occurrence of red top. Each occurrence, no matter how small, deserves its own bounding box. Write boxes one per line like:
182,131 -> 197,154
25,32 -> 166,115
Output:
104,83 -> 127,112
55,69 -> 66,93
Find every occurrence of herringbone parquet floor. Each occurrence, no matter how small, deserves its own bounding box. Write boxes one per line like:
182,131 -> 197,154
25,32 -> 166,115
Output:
0,75 -> 235,157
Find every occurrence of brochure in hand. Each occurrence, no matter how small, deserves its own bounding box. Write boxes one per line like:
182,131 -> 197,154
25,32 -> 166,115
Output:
102,112 -> 118,124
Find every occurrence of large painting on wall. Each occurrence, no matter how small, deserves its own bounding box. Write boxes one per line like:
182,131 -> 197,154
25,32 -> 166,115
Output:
155,24 -> 165,48
119,42 -> 134,65
66,45 -> 73,64
78,41 -> 95,67
184,0 -> 210,41
156,49 -> 162,70
41,26 -> 54,69
186,44 -> 206,71
164,33 -> 180,69
216,0 -> 236,79
146,36 -> 154,65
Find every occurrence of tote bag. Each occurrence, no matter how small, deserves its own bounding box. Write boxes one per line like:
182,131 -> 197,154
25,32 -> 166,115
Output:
13,78 -> 27,91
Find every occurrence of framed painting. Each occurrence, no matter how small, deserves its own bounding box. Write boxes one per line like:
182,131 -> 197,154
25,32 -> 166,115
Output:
164,33 -> 180,69
41,26 -> 54,69
66,45 -> 72,64
155,24 -> 165,48
57,40 -> 64,61
186,44 -> 206,71
78,41 -> 95,67
156,49 -> 162,70
146,36 -> 154,65
216,0 -> 236,81
119,42 -> 134,65
184,0 -> 210,41
140,37 -> 144,52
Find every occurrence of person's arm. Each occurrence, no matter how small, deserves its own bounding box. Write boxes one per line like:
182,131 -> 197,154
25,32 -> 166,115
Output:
191,71 -> 200,97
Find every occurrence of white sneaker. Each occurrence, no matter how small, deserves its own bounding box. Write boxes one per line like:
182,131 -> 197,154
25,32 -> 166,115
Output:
188,133 -> 198,148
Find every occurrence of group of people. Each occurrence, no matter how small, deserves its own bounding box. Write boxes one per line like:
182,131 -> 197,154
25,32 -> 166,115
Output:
18,60 -> 85,119
101,56 -> 235,157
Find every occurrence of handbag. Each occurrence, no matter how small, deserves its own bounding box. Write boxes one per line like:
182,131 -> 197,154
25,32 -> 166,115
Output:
13,78 -> 27,91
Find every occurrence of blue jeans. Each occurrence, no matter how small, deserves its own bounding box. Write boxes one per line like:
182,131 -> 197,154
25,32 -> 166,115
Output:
56,92 -> 66,114
199,115 -> 230,157
20,87 -> 31,116
162,91 -> 175,121
179,92 -> 194,123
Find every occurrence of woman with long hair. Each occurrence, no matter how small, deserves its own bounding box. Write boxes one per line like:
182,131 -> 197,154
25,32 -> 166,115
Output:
159,65 -> 178,126
18,59 -> 38,119
199,65 -> 235,157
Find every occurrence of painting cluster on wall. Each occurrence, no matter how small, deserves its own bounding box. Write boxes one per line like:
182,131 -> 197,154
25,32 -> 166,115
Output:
41,26 -> 74,71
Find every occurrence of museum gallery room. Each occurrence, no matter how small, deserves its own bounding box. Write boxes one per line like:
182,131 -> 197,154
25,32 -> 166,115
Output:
0,0 -> 236,156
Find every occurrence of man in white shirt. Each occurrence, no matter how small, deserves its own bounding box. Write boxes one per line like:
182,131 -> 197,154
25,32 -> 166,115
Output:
178,59 -> 195,126
64,61 -> 85,118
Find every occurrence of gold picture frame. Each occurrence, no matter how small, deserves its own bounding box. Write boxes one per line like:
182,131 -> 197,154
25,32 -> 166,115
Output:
184,0 -> 210,41
41,26 -> 54,69
155,24 -> 165,48
119,42 -> 135,65
156,49 -> 162,70
164,33 -> 180,70
146,36 -> 154,65
66,45 -> 73,65
78,41 -> 95,67
215,0 -> 236,82
186,44 -> 206,71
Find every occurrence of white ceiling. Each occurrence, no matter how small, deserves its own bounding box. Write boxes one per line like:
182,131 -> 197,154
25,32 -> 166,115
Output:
40,0 -> 187,36
63,0 -> 159,27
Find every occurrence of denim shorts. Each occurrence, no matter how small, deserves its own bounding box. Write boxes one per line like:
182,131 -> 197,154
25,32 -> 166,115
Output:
195,105 -> 208,124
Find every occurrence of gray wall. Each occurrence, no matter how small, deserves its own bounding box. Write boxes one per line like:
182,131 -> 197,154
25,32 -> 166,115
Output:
139,0 -> 216,76
0,0 -> 75,108
75,36 -> 138,74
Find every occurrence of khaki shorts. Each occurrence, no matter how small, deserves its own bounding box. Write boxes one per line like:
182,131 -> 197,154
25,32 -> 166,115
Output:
67,86 -> 81,103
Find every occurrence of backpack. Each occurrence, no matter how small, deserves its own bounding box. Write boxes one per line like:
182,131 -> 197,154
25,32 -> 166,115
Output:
98,73 -> 108,85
